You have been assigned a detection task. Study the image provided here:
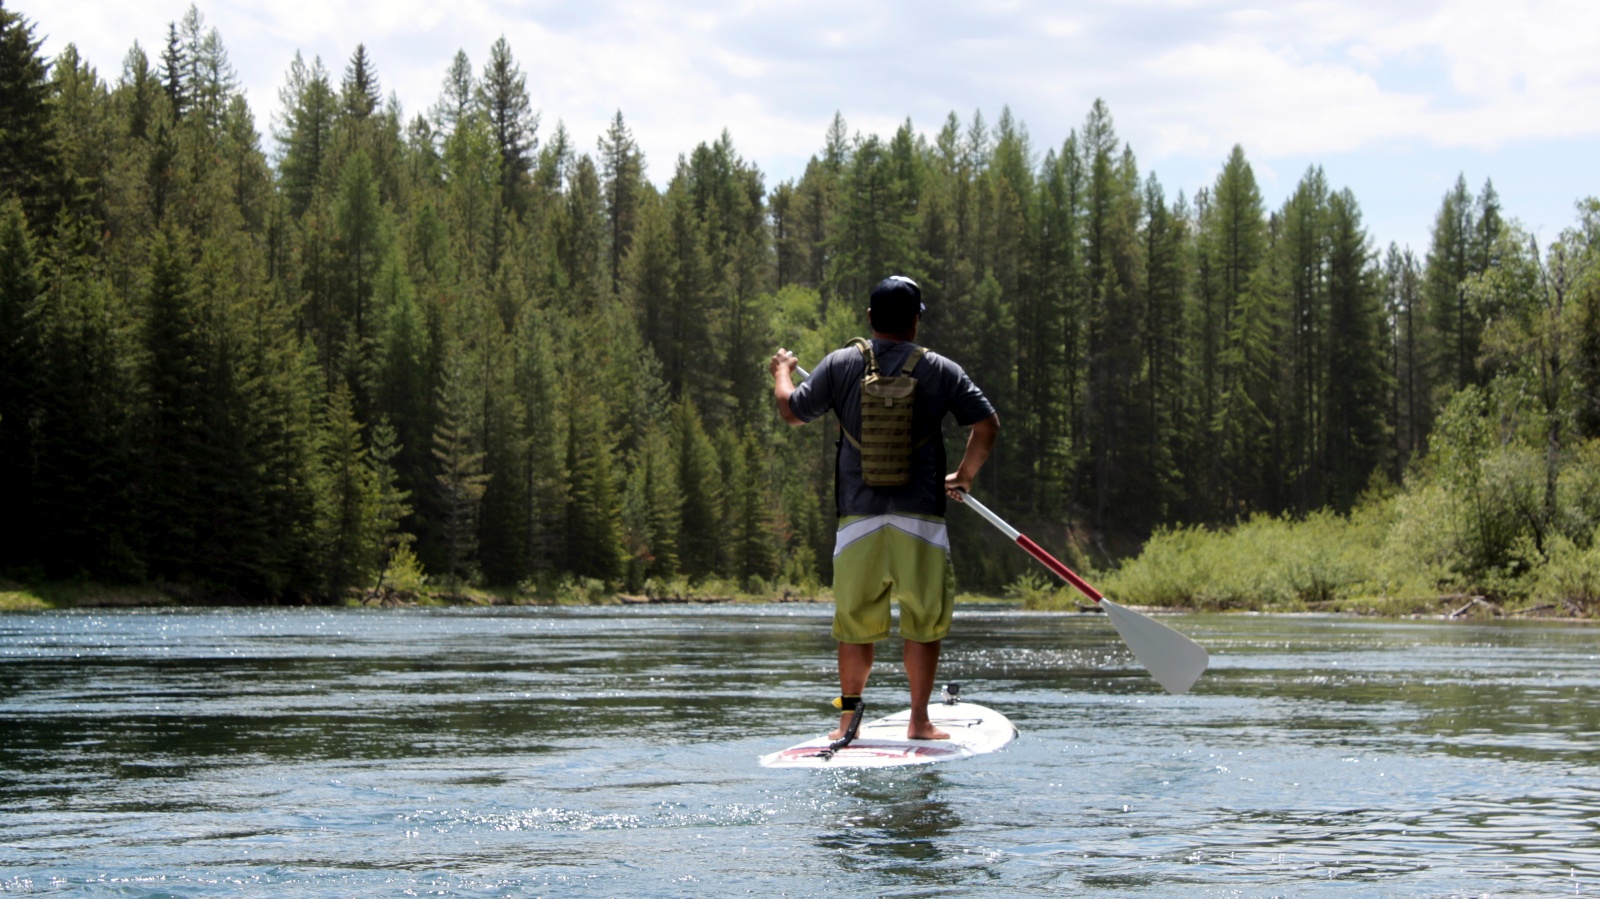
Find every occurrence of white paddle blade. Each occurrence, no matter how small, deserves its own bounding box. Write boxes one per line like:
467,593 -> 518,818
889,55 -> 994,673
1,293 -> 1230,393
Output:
1101,598 -> 1209,695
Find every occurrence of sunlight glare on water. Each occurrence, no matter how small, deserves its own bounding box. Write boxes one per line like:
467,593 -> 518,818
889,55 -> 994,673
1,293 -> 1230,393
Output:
2,606 -> 1599,897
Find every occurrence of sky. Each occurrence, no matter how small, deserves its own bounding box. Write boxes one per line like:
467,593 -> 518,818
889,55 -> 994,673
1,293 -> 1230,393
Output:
22,0 -> 1600,255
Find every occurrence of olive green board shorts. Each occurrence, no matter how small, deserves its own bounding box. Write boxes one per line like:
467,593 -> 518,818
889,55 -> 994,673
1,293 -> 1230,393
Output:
831,513 -> 956,644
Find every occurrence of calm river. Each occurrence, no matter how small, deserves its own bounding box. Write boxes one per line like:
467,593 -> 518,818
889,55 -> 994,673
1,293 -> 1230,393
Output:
2,605 -> 1598,897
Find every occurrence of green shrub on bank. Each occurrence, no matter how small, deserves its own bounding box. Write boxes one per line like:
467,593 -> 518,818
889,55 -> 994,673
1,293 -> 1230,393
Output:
1377,390 -> 1600,606
1007,571 -> 1067,607
1063,423 -> 1600,614
0,585 -> 47,610
1530,530 -> 1600,607
1087,507 -> 1389,611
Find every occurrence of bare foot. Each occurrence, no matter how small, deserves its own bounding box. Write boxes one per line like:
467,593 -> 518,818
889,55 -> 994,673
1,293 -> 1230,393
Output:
907,723 -> 950,741
828,713 -> 854,740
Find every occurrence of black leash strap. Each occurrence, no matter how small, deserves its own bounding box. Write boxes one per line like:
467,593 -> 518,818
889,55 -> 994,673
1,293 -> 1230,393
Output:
813,701 -> 866,761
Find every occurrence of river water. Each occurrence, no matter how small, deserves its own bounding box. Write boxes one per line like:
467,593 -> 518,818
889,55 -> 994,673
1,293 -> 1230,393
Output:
2,605 -> 1598,897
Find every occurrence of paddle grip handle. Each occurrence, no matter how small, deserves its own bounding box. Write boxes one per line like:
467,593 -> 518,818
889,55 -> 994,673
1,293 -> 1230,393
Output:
1015,535 -> 1104,603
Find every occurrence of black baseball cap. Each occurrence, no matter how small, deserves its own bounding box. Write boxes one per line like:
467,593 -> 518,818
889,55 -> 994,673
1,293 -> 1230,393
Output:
869,275 -> 924,318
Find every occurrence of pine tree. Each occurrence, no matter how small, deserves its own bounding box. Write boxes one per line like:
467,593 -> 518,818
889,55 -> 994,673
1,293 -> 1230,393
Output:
984,107 -> 1031,302
182,7 -> 236,129
514,304 -> 570,575
330,44 -> 401,202
432,370 -> 491,593
672,393 -> 722,580
373,244 -> 431,521
116,42 -> 159,142
1213,262 -> 1282,516
1383,244 -> 1428,473
1425,175 -> 1480,395
829,129 -> 920,303
784,114 -> 848,308
598,110 -> 646,297
28,257 -> 144,581
620,420 -> 681,587
439,104 -> 500,281
274,52 -> 335,218
0,197 -> 42,570
1278,167 -> 1330,509
233,285 -> 323,597
330,150 -> 388,400
1474,179 -> 1503,275
1080,102 -> 1147,527
478,36 -> 537,228
0,2 -> 57,228
770,179 -> 798,288
159,21 -> 186,120
724,428 -> 777,584
341,44 -> 380,121
45,45 -> 112,234
317,381 -> 383,596
365,419 -> 415,598
1141,176 -> 1190,521
623,189 -> 673,360
564,385 -> 622,582
473,263 -> 533,586
655,170 -> 718,408
1323,189 -> 1390,510
917,112 -> 982,349
554,153 -> 607,310
1027,134 -> 1088,514
988,108 -> 1043,506
1193,144 -> 1268,518
220,95 -> 273,231
138,227 -> 210,580
430,50 -> 474,138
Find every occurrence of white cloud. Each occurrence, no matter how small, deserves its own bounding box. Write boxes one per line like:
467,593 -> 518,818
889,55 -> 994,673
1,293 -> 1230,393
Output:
19,0 -> 1600,248
1117,0 -> 1600,159
1134,38 -> 1433,158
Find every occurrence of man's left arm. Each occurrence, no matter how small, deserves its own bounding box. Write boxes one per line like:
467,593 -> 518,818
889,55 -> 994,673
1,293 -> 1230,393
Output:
945,413 -> 998,497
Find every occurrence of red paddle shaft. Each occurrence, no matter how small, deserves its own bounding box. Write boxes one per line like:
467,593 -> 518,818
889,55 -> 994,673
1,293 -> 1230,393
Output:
959,493 -> 1104,603
1015,535 -> 1104,602
958,491 -> 1210,695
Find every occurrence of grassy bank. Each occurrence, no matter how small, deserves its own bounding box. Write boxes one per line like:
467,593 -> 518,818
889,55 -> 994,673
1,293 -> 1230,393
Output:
1019,495 -> 1600,620
0,580 -> 186,611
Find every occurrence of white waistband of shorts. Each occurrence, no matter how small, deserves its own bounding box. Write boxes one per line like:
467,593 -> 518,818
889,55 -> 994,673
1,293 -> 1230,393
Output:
833,514 -> 950,557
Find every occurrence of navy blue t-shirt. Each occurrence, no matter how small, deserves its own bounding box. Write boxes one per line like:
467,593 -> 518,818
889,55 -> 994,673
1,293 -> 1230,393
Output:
788,339 -> 995,518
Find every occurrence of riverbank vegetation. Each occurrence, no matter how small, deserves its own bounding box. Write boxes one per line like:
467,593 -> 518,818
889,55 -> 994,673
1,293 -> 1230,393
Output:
3,4 -> 1599,612
1032,382 -> 1600,617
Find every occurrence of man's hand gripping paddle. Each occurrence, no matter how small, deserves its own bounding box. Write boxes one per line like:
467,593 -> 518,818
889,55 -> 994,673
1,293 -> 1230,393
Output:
957,492 -> 1209,695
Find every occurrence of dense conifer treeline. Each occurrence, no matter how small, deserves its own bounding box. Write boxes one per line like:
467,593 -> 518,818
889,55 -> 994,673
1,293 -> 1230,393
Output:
3,3 -> 1599,601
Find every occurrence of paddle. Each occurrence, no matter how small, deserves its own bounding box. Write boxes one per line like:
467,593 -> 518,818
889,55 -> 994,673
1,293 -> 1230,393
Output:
956,492 -> 1209,695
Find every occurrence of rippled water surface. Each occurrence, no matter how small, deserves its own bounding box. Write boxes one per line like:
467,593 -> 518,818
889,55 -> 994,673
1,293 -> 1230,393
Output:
3,605 -> 1600,897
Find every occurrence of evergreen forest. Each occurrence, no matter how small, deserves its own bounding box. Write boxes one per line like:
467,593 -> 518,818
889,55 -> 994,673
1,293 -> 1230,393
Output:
4,3 -> 1600,609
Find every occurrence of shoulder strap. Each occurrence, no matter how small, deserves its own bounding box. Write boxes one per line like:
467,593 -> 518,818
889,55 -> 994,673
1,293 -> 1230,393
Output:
901,346 -> 931,450
848,336 -> 877,376
900,346 -> 927,376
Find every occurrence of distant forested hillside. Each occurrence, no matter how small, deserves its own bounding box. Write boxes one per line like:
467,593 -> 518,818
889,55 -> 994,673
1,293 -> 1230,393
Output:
3,3 -> 1598,603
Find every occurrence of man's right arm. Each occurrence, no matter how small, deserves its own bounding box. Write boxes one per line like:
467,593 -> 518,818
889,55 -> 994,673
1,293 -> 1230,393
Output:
770,348 -> 804,426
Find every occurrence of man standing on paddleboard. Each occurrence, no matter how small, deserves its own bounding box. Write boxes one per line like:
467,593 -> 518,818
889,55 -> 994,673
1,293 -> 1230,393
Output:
769,275 -> 999,741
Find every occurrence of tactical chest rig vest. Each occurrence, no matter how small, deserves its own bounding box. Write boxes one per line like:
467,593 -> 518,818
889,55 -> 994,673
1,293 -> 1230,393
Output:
842,337 -> 930,488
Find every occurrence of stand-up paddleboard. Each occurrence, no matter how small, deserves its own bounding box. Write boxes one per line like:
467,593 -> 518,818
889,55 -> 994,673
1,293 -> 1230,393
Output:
759,694 -> 1016,769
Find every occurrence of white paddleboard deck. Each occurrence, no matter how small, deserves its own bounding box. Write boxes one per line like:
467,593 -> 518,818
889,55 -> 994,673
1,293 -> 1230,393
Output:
759,701 -> 1017,769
